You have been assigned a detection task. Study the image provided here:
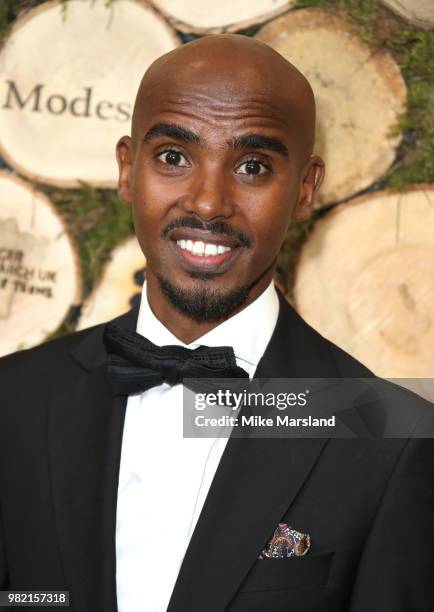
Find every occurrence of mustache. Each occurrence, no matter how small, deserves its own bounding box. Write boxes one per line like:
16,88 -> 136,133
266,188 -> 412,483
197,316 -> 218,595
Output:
161,216 -> 251,247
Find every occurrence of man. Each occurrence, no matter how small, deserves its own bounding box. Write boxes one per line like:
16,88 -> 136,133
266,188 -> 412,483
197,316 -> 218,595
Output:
0,34 -> 433,612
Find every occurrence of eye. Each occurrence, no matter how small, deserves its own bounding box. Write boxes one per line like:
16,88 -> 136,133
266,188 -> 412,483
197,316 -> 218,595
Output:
236,159 -> 269,176
157,150 -> 189,167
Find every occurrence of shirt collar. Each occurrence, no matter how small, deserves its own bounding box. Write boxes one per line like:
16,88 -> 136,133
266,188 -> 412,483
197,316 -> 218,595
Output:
136,280 -> 279,376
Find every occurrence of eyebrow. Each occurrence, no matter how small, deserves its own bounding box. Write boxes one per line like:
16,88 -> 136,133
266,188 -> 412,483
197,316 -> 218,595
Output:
231,134 -> 288,158
143,122 -> 201,145
143,122 -> 288,157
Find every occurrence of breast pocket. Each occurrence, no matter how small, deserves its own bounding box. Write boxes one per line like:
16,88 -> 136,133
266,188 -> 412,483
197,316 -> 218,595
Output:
238,551 -> 334,593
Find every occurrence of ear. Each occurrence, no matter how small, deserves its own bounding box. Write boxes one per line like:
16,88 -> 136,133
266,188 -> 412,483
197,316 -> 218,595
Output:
293,155 -> 325,220
116,135 -> 133,204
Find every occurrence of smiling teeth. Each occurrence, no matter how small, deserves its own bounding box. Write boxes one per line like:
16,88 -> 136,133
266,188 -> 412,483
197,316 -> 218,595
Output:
176,240 -> 232,256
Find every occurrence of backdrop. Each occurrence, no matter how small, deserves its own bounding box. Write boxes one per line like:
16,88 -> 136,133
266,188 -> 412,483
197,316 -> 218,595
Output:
0,0 -> 432,388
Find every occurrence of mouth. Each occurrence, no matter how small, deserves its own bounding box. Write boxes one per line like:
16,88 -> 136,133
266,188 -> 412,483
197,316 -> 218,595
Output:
168,229 -> 243,272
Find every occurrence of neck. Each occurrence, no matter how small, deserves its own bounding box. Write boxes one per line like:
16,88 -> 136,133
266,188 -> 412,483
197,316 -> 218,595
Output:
145,270 -> 274,344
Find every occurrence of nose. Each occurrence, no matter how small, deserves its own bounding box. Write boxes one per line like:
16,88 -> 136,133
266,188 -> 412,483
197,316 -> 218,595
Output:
181,165 -> 235,221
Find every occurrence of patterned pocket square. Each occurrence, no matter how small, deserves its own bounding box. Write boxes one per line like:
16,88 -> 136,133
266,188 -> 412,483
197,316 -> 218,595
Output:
259,523 -> 311,559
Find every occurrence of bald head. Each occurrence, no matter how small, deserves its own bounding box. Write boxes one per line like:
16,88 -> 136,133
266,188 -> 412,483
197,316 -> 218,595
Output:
131,34 -> 316,161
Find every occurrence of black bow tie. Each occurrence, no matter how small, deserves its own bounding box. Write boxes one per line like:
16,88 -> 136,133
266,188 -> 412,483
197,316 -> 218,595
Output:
103,322 -> 249,396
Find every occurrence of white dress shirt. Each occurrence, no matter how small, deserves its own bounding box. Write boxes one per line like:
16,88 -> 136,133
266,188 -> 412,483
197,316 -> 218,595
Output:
116,280 -> 279,612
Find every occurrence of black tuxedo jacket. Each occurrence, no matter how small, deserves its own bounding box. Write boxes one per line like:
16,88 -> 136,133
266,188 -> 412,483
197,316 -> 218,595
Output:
0,292 -> 433,612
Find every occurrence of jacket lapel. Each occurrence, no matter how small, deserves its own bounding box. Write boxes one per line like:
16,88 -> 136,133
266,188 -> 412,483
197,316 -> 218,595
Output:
48,308 -> 138,612
167,292 -> 341,612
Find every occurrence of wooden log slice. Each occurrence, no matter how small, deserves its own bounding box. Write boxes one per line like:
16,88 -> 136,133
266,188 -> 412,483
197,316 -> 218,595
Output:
0,0 -> 179,188
382,0 -> 434,29
0,172 -> 82,356
293,186 -> 434,379
77,236 -> 146,330
147,0 -> 293,34
256,9 -> 407,206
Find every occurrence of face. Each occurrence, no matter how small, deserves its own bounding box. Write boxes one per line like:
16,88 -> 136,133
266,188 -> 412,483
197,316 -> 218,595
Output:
117,62 -> 324,323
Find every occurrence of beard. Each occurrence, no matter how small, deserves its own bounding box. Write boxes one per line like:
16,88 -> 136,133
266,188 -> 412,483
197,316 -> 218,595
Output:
157,274 -> 250,323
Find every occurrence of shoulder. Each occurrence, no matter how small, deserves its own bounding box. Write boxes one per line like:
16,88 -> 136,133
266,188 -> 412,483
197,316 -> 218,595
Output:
0,325 -> 100,378
0,305 -> 138,380
319,330 -> 375,378
0,327 -> 105,416
276,293 -> 375,378
276,295 -> 433,425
